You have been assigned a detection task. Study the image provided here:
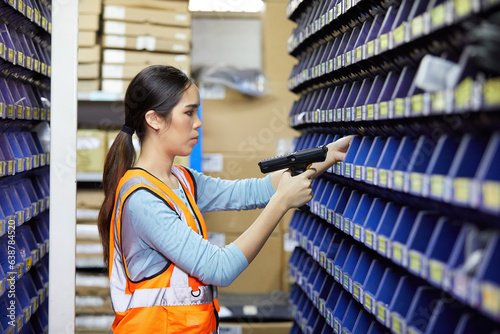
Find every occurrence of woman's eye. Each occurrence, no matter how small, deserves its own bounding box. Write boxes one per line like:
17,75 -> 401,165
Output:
186,110 -> 194,116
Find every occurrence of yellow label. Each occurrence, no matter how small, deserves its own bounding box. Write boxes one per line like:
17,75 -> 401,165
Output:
377,304 -> 386,322
344,219 -> 350,233
431,4 -> 446,27
411,15 -> 423,37
392,315 -> 402,334
454,0 -> 472,17
411,94 -> 423,114
411,173 -> 422,193
337,55 -> 342,68
454,178 -> 470,202
356,46 -> 362,60
483,181 -> 500,210
26,257 -> 32,270
355,165 -> 362,179
42,16 -> 47,28
17,51 -> 23,65
367,104 -> 374,119
394,170 -> 404,188
379,33 -> 388,50
431,175 -> 444,197
380,101 -> 388,117
346,51 -> 351,64
395,98 -> 405,116
365,294 -> 372,310
392,243 -> 403,262
429,260 -> 444,284
393,23 -> 406,44
379,169 -> 387,185
481,283 -> 500,316
366,40 -> 374,56
8,161 -> 13,174
366,167 -> 374,182
365,230 -> 373,247
7,105 -> 13,118
329,59 -> 333,72
336,3 -> 342,16
27,6 -> 32,18
356,106 -> 362,119
8,48 -> 13,62
343,274 -> 350,289
17,317 -> 22,331
354,225 -> 361,239
18,0 -> 23,11
353,283 -> 360,299
17,105 -> 23,118
0,43 -> 3,55
432,91 -> 445,111
18,159 -> 23,172
378,236 -> 386,254
27,56 -> 31,68
483,78 -> 500,106
345,163 -> 351,176
409,251 -> 421,273
17,264 -> 22,277
455,77 -> 473,108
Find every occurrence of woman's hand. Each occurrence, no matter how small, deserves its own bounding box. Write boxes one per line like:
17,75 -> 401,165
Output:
329,135 -> 354,163
274,168 -> 316,209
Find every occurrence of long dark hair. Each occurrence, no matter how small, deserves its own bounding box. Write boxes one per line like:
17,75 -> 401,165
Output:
98,65 -> 194,269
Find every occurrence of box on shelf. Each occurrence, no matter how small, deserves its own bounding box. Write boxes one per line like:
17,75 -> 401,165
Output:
79,14 -> 100,31
79,31 -> 97,47
79,0 -> 102,14
77,190 -> 105,210
78,63 -> 101,80
79,45 -> 101,63
103,0 -> 189,12
103,20 -> 191,41
102,34 -> 190,54
212,232 -> 283,294
102,50 -> 190,67
78,79 -> 100,92
103,5 -> 191,27
77,129 -> 107,173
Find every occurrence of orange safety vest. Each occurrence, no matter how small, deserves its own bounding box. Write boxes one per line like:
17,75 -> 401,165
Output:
108,165 -> 220,334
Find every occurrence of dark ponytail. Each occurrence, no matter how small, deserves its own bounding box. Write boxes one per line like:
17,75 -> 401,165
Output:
98,65 -> 193,269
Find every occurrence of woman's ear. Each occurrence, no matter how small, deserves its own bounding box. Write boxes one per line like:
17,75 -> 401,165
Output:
144,110 -> 162,131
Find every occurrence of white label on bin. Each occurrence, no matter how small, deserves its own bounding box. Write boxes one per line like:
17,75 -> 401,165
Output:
173,44 -> 186,52
202,154 -> 223,172
242,305 -> 258,316
102,80 -> 126,94
219,325 -> 242,334
105,21 -> 126,35
77,137 -> 100,150
104,6 -> 126,20
104,35 -> 126,48
284,232 -> 299,252
174,32 -> 188,40
104,50 -> 126,63
136,36 -> 156,51
175,14 -> 188,22
102,65 -> 124,79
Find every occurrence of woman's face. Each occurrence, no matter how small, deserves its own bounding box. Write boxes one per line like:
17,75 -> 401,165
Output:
159,84 -> 202,157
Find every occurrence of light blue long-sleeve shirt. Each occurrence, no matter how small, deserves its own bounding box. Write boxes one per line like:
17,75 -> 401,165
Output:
121,168 -> 275,287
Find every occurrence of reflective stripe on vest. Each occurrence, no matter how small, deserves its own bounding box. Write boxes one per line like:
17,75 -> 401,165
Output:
109,165 -> 219,330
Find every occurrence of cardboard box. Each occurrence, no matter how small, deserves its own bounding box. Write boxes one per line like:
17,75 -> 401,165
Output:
78,63 -> 100,79
77,129 -> 107,172
79,14 -> 100,31
104,0 -> 189,12
79,45 -> 101,63
78,79 -> 100,91
80,0 -> 102,14
201,83 -> 299,154
79,31 -> 97,47
77,190 -> 104,210
216,232 -> 283,294
103,20 -> 191,41
219,322 -> 292,334
103,5 -> 191,27
102,49 -> 190,67
102,34 -> 190,54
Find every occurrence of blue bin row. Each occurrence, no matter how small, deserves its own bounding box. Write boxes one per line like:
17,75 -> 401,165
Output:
289,71 -> 495,126
294,132 -> 500,216
0,211 -> 49,294
290,203 -> 500,324
1,0 -> 52,35
287,0 -> 493,70
289,243 -> 500,334
0,76 -> 51,120
0,18 -> 51,76
0,131 -> 49,176
0,255 -> 49,334
0,173 -> 50,236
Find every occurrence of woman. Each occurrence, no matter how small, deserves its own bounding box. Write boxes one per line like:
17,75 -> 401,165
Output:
98,65 -> 352,333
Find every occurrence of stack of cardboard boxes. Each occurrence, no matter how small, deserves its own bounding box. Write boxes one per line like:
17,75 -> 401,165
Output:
78,0 -> 103,91
100,0 -> 191,95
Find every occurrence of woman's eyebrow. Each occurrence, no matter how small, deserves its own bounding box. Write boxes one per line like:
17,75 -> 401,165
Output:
185,103 -> 199,108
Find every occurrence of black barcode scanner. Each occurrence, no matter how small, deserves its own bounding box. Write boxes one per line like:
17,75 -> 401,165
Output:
258,145 -> 328,211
